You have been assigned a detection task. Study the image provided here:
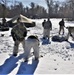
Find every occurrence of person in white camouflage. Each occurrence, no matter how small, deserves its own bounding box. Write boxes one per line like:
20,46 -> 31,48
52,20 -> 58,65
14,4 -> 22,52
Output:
24,35 -> 40,62
11,17 -> 27,56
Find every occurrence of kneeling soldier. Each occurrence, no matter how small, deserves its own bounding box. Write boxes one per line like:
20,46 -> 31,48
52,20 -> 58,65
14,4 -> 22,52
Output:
24,35 -> 40,62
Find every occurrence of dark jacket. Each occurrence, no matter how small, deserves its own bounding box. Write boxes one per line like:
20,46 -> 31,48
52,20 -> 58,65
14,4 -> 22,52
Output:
59,20 -> 64,27
42,20 -> 46,27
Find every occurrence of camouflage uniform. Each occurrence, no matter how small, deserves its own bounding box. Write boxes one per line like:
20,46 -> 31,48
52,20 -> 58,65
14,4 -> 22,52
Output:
11,21 -> 27,56
24,35 -> 39,62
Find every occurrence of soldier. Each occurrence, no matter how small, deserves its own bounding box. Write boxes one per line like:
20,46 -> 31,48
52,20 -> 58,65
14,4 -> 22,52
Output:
24,35 -> 40,62
59,18 -> 65,35
11,17 -> 27,56
1,18 -> 8,27
42,19 -> 46,27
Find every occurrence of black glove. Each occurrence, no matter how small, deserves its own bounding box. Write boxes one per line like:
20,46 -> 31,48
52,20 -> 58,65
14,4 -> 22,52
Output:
13,36 -> 16,41
23,31 -> 27,37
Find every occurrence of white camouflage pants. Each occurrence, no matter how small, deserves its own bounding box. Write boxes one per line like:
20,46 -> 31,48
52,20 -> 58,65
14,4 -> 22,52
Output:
24,38 -> 39,60
43,29 -> 50,39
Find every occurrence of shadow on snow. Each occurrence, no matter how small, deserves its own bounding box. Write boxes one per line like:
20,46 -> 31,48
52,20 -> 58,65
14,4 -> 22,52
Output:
40,38 -> 51,45
17,60 -> 39,74
68,41 -> 74,48
0,53 -> 39,74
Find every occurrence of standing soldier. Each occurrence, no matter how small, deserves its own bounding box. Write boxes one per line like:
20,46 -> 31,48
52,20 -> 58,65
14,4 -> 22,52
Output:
42,18 -> 52,41
1,18 -> 9,31
59,18 -> 65,35
42,19 -> 46,27
1,18 -> 7,27
42,19 -> 46,39
11,17 -> 27,56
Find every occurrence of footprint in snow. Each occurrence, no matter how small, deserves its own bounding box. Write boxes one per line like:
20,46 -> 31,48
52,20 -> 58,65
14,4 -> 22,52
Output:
54,68 -> 57,70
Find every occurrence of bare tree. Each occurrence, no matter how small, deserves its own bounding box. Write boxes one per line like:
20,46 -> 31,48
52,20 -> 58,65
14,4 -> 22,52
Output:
30,2 -> 35,18
68,0 -> 74,20
45,0 -> 53,18
54,1 -> 59,15
0,0 -> 10,18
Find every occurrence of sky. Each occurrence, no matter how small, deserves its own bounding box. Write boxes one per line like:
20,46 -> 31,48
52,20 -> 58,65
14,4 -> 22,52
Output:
14,0 -> 66,8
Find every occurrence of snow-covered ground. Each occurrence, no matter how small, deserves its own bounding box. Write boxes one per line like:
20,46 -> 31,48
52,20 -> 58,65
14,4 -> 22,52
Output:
0,18 -> 74,75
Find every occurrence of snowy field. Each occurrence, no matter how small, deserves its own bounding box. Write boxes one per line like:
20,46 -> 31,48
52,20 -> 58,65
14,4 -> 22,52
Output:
0,18 -> 74,75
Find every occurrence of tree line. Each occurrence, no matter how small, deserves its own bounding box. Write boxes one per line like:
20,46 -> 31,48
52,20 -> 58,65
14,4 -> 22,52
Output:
0,0 -> 74,19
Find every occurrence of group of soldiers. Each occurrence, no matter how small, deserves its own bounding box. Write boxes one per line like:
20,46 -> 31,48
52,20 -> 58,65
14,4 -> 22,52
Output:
11,17 -> 39,62
11,17 -> 65,62
42,18 -> 65,41
42,18 -> 52,41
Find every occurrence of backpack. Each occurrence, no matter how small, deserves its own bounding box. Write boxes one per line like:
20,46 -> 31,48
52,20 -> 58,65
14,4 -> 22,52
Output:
59,21 -> 64,26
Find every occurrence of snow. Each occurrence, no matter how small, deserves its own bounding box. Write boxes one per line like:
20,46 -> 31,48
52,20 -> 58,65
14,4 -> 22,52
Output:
0,18 -> 74,75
